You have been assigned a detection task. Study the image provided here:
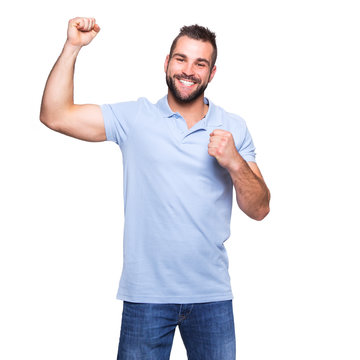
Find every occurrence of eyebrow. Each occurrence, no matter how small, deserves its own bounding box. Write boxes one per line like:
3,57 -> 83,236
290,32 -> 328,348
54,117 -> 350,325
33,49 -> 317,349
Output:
172,53 -> 211,66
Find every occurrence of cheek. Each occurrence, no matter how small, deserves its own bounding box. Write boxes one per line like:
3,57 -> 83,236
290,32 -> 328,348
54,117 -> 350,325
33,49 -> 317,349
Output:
199,69 -> 211,81
169,63 -> 183,74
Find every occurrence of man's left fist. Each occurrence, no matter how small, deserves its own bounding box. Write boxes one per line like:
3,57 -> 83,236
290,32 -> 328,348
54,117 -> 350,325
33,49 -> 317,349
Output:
208,129 -> 240,171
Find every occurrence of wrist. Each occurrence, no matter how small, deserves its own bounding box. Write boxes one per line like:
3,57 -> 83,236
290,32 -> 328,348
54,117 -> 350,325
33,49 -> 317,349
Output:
227,153 -> 244,176
63,40 -> 82,56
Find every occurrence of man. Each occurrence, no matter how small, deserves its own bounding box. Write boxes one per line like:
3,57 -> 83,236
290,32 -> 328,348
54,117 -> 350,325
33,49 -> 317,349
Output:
40,17 -> 270,360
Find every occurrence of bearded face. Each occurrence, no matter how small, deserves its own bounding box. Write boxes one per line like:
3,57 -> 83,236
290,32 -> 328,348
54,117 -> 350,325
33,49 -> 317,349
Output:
164,36 -> 216,105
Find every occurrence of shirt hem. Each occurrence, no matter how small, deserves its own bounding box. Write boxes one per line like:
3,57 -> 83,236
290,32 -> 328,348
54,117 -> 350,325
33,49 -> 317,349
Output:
116,292 -> 233,304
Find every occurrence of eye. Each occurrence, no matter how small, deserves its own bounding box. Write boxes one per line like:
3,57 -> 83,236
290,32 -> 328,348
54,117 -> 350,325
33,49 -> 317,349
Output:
197,63 -> 206,68
176,58 -> 184,62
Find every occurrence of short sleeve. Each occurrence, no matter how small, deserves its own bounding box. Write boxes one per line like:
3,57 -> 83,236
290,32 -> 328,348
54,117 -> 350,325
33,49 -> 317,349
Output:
237,121 -> 256,163
100,100 -> 140,146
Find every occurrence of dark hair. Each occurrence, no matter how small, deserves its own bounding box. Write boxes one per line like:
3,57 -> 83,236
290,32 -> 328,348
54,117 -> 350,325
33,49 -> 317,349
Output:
169,25 -> 217,69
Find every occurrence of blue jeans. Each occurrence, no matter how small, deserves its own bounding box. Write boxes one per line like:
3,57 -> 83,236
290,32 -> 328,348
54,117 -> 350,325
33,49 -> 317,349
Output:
117,300 -> 236,360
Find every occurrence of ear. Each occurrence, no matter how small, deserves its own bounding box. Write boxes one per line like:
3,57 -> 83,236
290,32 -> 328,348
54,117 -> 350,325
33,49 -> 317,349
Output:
164,55 -> 170,73
209,65 -> 217,83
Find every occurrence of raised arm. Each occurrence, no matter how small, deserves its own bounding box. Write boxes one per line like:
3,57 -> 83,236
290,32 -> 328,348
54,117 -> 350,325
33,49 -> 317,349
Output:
40,17 -> 106,142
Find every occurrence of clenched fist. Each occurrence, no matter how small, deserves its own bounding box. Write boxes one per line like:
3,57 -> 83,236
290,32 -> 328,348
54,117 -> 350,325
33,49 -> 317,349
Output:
66,17 -> 100,47
208,129 -> 241,171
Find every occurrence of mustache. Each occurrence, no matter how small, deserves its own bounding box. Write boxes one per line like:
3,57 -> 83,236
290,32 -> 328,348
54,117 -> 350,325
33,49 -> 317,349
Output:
174,74 -> 200,84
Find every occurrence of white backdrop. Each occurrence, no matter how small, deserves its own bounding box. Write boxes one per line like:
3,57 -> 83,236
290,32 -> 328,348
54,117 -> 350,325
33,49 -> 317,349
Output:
1,0 -> 359,359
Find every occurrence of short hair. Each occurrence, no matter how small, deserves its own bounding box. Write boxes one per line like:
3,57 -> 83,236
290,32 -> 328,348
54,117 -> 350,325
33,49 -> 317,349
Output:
169,25 -> 217,69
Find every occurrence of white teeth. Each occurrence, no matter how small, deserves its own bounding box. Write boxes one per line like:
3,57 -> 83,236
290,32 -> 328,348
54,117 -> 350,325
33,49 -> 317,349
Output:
180,80 -> 195,86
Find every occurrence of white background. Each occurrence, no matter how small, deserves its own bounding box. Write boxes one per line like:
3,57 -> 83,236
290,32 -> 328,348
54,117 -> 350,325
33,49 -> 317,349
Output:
1,0 -> 359,359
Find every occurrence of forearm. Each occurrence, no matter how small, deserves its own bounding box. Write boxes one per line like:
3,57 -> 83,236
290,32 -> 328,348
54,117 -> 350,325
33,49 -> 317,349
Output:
40,42 -> 81,127
228,154 -> 270,221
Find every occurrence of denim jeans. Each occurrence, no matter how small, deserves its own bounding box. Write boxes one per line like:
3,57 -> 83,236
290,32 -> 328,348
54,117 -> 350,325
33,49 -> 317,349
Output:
117,300 -> 236,360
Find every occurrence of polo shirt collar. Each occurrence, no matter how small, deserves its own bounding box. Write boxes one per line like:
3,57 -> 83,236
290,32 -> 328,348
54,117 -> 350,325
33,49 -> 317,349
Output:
156,95 -> 222,127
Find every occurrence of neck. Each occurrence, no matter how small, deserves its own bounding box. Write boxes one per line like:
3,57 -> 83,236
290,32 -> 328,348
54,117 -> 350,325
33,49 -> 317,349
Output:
167,91 -> 209,125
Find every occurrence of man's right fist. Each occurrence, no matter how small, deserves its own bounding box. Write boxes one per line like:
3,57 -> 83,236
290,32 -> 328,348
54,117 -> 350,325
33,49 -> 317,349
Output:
67,17 -> 100,47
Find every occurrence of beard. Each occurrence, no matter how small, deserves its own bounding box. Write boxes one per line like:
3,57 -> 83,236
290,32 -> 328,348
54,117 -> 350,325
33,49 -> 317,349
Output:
166,73 -> 209,104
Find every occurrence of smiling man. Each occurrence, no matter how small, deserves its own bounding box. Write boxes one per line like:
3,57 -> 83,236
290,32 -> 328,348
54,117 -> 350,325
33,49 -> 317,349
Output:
40,17 -> 270,360
166,35 -> 216,104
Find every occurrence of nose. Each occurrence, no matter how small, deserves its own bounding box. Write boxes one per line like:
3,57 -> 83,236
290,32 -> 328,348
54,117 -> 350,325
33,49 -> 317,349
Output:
182,61 -> 195,76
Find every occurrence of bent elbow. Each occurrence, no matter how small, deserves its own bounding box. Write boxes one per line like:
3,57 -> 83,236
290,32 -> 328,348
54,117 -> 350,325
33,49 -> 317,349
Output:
254,190 -> 271,221
253,205 -> 270,221
40,110 -> 59,131
40,109 -> 51,127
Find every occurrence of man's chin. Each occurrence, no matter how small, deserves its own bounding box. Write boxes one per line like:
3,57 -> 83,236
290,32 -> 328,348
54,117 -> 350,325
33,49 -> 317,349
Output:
176,93 -> 199,103
166,76 -> 207,104
170,86 -> 206,104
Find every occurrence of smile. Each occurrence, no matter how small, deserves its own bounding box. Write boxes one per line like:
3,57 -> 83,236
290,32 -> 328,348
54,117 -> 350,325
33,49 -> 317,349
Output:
179,79 -> 195,87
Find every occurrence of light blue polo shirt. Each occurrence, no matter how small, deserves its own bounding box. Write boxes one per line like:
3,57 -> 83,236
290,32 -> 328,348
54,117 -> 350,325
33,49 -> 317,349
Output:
101,95 -> 256,304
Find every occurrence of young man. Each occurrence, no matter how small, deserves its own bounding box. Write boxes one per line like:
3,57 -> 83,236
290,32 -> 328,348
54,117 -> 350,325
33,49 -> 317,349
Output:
40,17 -> 270,360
